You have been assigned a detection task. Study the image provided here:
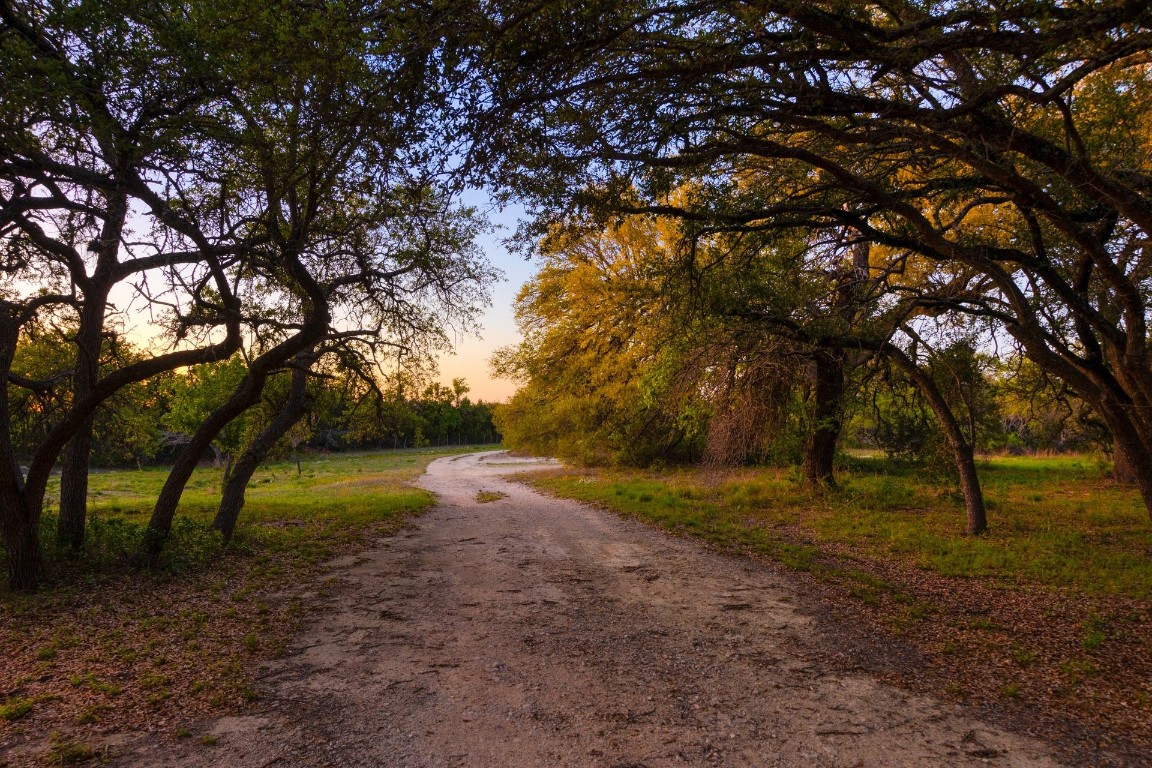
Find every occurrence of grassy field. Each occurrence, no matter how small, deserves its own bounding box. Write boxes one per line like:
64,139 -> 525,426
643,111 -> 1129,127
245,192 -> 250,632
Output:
533,454 -> 1152,599
50,449 -> 449,574
528,454 -> 1152,751
0,446 -> 491,764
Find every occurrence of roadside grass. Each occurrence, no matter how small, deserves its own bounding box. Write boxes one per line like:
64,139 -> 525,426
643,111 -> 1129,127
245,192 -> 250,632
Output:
529,454 -> 1152,751
533,454 -> 1152,599
0,446 -> 492,764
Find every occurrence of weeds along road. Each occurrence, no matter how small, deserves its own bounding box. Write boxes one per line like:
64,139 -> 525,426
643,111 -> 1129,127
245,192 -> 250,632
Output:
125,450 -> 1064,767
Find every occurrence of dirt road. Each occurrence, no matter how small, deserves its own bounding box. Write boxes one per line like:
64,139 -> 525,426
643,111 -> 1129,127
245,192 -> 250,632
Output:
125,450 -> 1065,767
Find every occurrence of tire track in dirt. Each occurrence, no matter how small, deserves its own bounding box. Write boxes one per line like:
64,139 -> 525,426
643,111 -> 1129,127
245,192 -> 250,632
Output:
122,450 -> 1065,767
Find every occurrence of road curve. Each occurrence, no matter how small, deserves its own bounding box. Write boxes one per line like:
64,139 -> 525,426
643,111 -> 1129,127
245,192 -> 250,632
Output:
123,450 -> 1064,767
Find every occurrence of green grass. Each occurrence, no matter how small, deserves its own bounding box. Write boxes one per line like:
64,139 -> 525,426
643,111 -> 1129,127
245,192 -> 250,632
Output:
0,697 -> 34,721
22,446 -> 494,579
532,454 -> 1152,599
80,448 -> 451,528
0,446 -> 495,749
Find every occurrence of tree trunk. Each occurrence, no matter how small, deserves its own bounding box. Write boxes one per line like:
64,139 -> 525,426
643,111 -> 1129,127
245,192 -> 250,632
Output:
803,349 -> 845,488
1113,435 -> 1138,484
888,346 -> 988,535
1095,400 -> 1152,517
56,276 -> 113,552
214,362 -> 310,543
144,373 -> 268,558
0,312 -> 43,590
56,417 -> 93,552
0,492 -> 42,592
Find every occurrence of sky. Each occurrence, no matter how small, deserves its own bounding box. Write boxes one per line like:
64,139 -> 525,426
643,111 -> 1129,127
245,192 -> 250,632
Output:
103,191 -> 533,404
433,195 -> 532,403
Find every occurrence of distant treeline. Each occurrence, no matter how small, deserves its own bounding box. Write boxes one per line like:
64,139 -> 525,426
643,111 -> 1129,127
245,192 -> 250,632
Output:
9,331 -> 499,470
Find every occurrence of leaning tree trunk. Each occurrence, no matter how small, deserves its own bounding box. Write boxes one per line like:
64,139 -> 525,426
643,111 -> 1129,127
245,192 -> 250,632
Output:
143,373 -> 268,559
144,305 -> 327,559
214,361 -> 310,544
803,349 -> 846,488
888,346 -> 988,535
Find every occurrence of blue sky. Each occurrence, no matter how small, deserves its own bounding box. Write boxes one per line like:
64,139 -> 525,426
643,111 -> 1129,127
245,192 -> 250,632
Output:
434,195 -> 532,403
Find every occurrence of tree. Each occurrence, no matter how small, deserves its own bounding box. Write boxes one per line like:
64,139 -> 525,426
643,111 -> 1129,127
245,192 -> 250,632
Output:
494,216 -> 709,465
0,0 -> 256,584
462,0 -> 1152,525
0,0 -> 491,587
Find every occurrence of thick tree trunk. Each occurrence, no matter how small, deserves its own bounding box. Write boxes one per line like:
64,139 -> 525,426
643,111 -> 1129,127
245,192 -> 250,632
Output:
888,346 -> 988,535
1096,401 -> 1152,518
214,363 -> 310,543
0,313 -> 43,590
803,349 -> 845,488
144,373 -> 268,558
1113,435 -> 1138,484
1122,443 -> 1152,520
56,417 -> 93,552
0,492 -> 42,592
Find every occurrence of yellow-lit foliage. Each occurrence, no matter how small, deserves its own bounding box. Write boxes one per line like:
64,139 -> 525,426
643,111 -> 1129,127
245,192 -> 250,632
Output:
493,216 -> 688,464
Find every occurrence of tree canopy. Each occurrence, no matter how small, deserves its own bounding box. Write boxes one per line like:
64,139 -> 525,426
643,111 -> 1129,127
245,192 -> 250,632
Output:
465,0 -> 1152,527
0,0 -> 494,589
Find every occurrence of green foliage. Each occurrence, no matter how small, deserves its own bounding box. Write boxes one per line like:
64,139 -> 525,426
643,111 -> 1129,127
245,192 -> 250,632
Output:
490,224 -> 664,463
847,343 -> 1113,471
163,356 -> 250,465
300,372 -> 499,452
7,324 -> 170,467
991,357 -> 1108,454
494,216 -> 807,466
